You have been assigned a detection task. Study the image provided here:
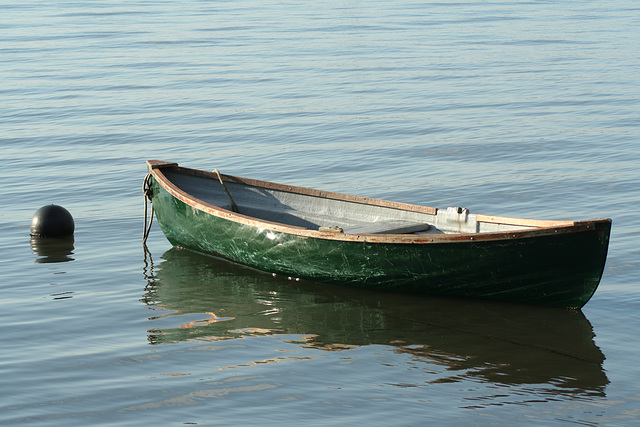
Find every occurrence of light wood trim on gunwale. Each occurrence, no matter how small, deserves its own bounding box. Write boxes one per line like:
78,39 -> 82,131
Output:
147,160 -> 600,244
475,214 -> 574,228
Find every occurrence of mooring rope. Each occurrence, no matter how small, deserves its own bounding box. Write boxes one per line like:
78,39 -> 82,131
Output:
213,169 -> 238,212
142,173 -> 154,244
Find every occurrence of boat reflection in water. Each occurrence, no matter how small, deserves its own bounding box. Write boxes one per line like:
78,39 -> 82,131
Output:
142,247 -> 608,396
31,236 -> 75,263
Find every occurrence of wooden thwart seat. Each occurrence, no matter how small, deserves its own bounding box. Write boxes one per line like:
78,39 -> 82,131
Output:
340,220 -> 430,235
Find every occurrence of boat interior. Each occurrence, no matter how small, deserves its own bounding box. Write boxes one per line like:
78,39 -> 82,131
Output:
164,169 -> 539,235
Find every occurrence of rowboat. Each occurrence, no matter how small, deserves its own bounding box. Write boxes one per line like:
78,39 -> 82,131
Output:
144,160 -> 611,308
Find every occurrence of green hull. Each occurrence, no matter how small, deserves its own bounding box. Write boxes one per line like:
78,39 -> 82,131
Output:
149,176 -> 610,308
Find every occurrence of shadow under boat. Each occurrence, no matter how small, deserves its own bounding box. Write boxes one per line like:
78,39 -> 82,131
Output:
142,247 -> 608,396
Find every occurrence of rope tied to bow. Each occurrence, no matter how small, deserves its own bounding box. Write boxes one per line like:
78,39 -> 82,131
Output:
142,173 -> 154,244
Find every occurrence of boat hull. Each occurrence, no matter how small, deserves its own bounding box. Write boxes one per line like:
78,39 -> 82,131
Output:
148,175 -> 610,308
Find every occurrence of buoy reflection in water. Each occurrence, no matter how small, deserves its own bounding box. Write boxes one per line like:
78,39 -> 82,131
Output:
31,236 -> 75,263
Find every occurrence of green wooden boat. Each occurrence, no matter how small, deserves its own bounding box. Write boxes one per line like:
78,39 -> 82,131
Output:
144,160 -> 611,308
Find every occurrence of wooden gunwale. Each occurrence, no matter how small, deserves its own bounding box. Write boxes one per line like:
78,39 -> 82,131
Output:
147,160 -> 601,244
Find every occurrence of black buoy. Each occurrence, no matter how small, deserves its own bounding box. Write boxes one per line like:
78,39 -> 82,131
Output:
30,205 -> 75,238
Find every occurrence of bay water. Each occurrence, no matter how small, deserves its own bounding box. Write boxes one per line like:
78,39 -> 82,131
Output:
2,1 -> 639,425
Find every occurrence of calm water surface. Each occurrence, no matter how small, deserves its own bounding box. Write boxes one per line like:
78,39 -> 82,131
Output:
2,1 -> 639,425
